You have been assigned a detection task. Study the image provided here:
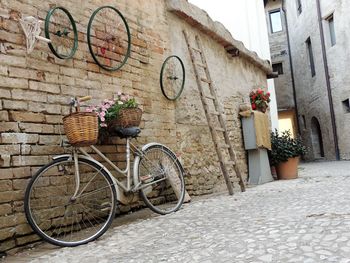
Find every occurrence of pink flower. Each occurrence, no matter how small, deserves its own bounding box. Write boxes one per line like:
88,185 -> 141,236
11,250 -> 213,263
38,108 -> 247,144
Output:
100,123 -> 107,127
100,111 -> 106,117
100,116 -> 105,122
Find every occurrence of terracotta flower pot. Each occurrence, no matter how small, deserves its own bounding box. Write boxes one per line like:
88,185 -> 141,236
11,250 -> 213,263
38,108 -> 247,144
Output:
276,157 -> 300,180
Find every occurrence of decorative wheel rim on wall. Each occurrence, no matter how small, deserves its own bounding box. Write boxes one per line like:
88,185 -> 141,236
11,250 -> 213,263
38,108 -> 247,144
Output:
45,7 -> 78,59
87,6 -> 131,71
160,55 -> 185,101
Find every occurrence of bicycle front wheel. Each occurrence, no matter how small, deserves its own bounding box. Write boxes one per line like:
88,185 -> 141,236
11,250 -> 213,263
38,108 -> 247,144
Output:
24,157 -> 116,247
136,144 -> 185,215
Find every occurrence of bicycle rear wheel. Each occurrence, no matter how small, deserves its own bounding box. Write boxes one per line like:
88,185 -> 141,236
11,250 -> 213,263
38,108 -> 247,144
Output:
136,144 -> 185,215
24,157 -> 116,247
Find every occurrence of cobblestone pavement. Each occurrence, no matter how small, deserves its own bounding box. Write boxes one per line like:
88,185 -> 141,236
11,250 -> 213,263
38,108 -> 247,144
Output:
4,161 -> 350,263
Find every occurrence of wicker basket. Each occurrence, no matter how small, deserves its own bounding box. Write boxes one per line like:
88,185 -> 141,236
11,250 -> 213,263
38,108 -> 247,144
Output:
63,112 -> 98,146
109,108 -> 142,128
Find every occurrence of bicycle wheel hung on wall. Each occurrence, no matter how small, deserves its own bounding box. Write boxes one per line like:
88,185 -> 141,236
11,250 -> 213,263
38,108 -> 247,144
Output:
160,55 -> 185,101
87,6 -> 131,71
45,6 -> 78,59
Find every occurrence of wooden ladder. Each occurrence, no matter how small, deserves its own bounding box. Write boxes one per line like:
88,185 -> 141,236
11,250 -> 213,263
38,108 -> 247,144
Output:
183,31 -> 246,194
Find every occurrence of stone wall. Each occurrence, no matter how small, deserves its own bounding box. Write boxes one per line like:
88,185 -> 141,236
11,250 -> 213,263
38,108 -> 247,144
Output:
265,0 -> 294,111
320,0 -> 350,160
0,0 -> 270,251
284,0 -> 350,160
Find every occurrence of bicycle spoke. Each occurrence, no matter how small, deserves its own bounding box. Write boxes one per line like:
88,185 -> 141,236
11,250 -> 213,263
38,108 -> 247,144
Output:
25,157 -> 116,246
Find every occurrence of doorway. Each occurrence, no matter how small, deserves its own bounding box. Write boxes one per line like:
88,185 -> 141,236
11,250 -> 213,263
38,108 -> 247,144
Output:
311,117 -> 324,158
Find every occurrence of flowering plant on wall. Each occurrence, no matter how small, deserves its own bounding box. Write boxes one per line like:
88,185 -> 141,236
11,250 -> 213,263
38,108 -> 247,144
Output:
86,92 -> 138,128
249,88 -> 271,113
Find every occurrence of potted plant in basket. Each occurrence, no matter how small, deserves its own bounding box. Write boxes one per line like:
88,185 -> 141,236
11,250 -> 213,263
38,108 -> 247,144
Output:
249,88 -> 271,113
86,92 -> 142,142
268,130 -> 307,180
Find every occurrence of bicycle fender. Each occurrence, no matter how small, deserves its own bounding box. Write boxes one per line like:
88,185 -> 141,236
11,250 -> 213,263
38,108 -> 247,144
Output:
139,142 -> 173,152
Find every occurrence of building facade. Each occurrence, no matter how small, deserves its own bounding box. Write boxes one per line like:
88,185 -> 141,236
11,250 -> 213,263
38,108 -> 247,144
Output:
265,0 -> 350,160
0,0 -> 272,251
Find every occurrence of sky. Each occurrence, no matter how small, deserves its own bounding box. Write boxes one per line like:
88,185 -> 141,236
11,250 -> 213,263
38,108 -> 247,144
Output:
188,0 -> 271,60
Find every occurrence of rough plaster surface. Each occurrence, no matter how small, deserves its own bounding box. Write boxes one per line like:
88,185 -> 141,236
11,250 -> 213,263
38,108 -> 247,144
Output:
274,0 -> 350,160
265,0 -> 295,111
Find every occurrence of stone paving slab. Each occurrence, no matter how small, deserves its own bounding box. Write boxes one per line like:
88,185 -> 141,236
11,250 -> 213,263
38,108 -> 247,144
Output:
3,161 -> 350,263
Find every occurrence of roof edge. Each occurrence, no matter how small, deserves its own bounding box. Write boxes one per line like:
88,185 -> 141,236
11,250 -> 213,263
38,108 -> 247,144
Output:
166,0 -> 273,75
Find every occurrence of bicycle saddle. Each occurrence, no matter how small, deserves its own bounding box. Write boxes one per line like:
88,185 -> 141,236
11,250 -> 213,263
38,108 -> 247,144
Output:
113,127 -> 141,138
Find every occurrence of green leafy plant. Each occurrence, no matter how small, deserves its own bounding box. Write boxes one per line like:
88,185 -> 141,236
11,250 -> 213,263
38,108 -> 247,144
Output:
269,130 -> 307,166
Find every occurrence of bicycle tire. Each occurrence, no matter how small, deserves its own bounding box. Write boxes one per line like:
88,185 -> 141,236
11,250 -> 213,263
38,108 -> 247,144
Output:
160,55 -> 185,101
135,144 -> 185,215
87,6 -> 131,71
45,7 -> 78,59
24,156 -> 117,247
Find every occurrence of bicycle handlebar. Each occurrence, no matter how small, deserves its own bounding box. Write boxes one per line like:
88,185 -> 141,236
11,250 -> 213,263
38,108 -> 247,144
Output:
78,96 -> 92,103
69,96 -> 92,112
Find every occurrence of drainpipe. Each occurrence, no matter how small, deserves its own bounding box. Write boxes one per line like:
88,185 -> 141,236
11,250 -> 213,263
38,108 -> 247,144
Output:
281,0 -> 300,135
315,0 -> 340,160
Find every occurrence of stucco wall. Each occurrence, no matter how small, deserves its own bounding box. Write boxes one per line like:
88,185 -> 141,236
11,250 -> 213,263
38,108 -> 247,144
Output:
265,0 -> 294,111
284,0 -> 339,160
319,0 -> 350,160
0,0 -> 270,251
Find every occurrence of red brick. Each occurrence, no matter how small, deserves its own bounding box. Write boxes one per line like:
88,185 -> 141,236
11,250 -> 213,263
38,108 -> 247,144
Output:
12,155 -> 49,166
11,89 -> 47,102
0,54 -> 26,67
19,122 -> 54,133
39,135 -> 62,145
1,133 -> 39,144
28,102 -> 61,114
0,88 -> 11,99
0,122 -> 19,132
29,81 -> 60,94
3,99 -> 28,110
0,203 -> 12,216
0,144 -> 20,155
0,180 -> 12,191
9,111 -> 45,123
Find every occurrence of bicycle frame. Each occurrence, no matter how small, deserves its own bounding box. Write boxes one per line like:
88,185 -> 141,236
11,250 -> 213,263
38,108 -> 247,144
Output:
54,139 -> 172,204
77,138 -> 142,193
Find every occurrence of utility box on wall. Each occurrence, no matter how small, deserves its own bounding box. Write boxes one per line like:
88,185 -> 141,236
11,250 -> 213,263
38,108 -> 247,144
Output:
241,111 -> 274,185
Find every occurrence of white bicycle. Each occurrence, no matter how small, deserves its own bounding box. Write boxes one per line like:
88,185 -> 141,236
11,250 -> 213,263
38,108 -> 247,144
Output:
24,97 -> 186,247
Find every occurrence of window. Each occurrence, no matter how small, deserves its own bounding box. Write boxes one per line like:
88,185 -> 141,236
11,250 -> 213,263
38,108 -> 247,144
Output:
342,99 -> 350,113
272,63 -> 284,75
269,10 -> 282,33
296,0 -> 302,14
306,37 -> 316,77
327,14 -> 336,46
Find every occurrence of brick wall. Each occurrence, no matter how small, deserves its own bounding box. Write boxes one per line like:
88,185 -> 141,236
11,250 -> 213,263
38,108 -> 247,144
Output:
0,0 -> 269,251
